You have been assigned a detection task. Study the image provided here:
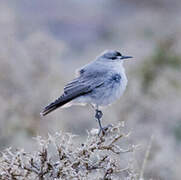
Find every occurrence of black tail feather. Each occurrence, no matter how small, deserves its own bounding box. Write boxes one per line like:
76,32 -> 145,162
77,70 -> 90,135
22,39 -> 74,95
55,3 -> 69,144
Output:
40,86 -> 92,116
40,95 -> 72,116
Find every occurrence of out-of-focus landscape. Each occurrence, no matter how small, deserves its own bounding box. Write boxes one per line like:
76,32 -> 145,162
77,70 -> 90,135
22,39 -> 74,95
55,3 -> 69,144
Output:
0,0 -> 181,179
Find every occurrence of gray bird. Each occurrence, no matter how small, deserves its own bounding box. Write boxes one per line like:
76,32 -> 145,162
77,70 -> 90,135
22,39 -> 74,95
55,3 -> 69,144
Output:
40,50 -> 132,135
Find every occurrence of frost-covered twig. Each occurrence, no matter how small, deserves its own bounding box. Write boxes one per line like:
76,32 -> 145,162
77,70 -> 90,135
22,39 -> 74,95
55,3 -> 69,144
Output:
0,124 -> 138,180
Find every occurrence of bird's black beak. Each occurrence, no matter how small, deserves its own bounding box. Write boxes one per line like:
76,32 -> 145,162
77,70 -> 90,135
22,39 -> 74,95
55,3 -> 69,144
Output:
120,56 -> 133,60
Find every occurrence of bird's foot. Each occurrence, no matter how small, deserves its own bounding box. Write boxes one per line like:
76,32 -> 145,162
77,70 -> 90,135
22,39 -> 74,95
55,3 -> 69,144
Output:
95,110 -> 103,119
98,124 -> 113,136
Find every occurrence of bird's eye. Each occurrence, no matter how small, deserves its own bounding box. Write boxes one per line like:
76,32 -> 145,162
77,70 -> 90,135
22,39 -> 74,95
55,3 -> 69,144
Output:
104,51 -> 122,60
109,52 -> 122,60
116,52 -> 122,56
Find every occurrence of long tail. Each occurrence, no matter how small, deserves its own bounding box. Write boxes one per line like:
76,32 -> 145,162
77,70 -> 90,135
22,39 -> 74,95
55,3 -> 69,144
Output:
41,85 -> 92,116
40,94 -> 73,116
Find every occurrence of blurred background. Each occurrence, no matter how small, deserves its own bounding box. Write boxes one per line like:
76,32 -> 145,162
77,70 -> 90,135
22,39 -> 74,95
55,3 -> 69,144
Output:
0,0 -> 181,179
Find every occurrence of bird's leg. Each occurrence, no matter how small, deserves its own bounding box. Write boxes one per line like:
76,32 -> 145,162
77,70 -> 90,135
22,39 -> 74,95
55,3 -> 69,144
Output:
91,105 -> 111,135
95,109 -> 104,135
95,109 -> 112,136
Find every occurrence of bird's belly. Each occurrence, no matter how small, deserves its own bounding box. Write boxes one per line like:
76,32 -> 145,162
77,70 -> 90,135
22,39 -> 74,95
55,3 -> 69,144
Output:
97,83 -> 123,106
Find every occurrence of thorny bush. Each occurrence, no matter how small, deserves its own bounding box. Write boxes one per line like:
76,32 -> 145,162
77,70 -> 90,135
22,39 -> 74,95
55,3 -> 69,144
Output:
0,123 -> 138,180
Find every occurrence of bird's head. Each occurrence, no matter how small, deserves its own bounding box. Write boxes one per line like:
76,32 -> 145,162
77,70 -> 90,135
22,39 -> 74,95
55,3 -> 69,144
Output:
98,50 -> 133,63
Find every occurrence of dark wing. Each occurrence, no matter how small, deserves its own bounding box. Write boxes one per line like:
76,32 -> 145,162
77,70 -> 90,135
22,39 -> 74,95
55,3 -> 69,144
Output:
64,68 -> 108,94
41,70 -> 107,116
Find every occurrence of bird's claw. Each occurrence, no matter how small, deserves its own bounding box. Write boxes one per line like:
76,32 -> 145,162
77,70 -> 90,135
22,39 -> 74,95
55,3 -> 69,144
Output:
98,124 -> 113,136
